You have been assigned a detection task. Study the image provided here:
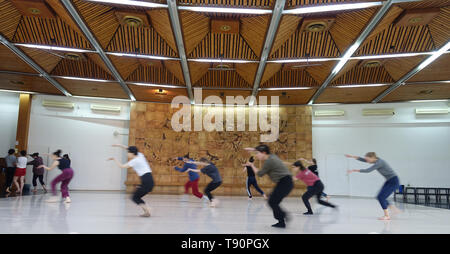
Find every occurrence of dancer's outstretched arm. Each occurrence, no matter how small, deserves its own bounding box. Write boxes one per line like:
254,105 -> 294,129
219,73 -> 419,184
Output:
112,144 -> 128,150
38,160 -> 59,171
187,168 -> 201,173
108,157 -> 129,169
299,158 -> 313,165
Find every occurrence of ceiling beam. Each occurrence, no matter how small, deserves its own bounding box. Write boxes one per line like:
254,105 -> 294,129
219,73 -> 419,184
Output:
167,0 -> 194,103
249,0 -> 286,106
0,34 -> 72,96
307,0 -> 394,104
61,0 -> 136,101
372,40 -> 450,103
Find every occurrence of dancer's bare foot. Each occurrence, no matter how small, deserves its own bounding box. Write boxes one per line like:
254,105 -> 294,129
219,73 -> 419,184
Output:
64,197 -> 71,203
46,196 -> 60,203
263,194 -> 268,200
389,205 -> 401,215
5,187 -> 10,193
210,199 -> 219,207
378,216 -> 391,221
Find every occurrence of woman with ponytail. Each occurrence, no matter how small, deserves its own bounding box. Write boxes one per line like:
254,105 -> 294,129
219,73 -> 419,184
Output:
38,149 -> 74,203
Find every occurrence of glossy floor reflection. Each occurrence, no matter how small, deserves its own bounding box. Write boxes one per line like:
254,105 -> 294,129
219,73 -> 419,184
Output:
1,191 -> 449,234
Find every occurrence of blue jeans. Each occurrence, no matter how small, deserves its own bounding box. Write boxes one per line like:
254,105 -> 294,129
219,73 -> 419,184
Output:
307,186 -> 327,198
377,176 -> 400,209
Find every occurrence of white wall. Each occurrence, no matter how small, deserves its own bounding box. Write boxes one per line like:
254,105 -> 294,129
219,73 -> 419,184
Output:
26,95 -> 131,190
0,92 -> 19,156
312,101 -> 450,197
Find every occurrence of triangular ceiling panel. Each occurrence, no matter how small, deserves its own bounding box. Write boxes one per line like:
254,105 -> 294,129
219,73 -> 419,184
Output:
188,62 -> 210,84
194,70 -> 252,88
73,0 -> 120,48
329,8 -> 377,52
240,15 -> 270,57
261,69 -> 319,88
20,47 -> 62,73
270,30 -> 341,59
51,57 -> 114,80
235,63 -> 258,85
428,6 -> 450,48
189,33 -> 258,60
12,16 -> 92,49
331,65 -> 394,85
356,24 -> 435,55
270,15 -> 302,56
180,11 -> 210,55
0,0 -> 23,40
107,25 -> 178,57
109,55 -> 141,81
126,65 -> 184,85
147,9 -> 178,54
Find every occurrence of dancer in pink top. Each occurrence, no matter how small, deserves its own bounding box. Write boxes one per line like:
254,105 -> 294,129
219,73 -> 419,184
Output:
292,161 -> 336,215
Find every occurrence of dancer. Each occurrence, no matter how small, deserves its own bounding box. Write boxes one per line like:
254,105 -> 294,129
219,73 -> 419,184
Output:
4,149 -> 17,193
299,158 -> 329,201
28,153 -> 47,193
13,150 -> 28,195
244,145 -> 293,228
173,155 -> 204,201
63,154 -> 71,165
187,158 -> 222,207
292,160 -> 336,215
243,156 -> 267,200
345,153 -> 400,220
109,144 -> 153,217
38,150 -> 74,203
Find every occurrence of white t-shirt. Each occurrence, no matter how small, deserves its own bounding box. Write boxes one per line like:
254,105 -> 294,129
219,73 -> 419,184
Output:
126,152 -> 152,176
17,157 -> 28,168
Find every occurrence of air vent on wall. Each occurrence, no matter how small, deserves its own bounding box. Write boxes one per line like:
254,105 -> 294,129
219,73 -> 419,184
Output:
42,100 -> 74,109
362,108 -> 395,116
415,108 -> 449,115
91,104 -> 121,113
314,110 -> 345,117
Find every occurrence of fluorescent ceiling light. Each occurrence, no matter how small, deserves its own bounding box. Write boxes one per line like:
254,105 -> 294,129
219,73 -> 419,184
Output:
108,52 -> 178,61
0,89 -> 37,94
409,99 -> 449,103
15,43 -> 94,53
417,41 -> 450,70
55,76 -> 112,83
72,95 -> 131,102
283,2 -> 383,14
130,82 -> 185,89
259,87 -> 314,90
189,59 -> 259,64
86,0 -> 166,8
334,84 -> 388,88
268,57 -> 339,63
178,6 -> 272,14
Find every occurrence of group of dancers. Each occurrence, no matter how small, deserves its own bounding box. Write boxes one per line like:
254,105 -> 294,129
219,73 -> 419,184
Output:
3,143 -> 401,228
3,149 -> 73,203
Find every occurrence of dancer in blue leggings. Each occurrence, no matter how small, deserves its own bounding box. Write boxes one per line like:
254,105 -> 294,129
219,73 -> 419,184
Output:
346,152 -> 401,220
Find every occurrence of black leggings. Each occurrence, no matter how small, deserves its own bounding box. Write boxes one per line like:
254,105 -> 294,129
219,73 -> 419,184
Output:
132,173 -> 154,205
204,181 -> 222,200
5,167 -> 16,189
268,176 -> 294,222
302,180 -> 335,213
246,176 -> 264,198
32,174 -> 45,187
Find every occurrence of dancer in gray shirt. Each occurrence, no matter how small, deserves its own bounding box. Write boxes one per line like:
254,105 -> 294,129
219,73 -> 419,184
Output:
346,152 -> 400,220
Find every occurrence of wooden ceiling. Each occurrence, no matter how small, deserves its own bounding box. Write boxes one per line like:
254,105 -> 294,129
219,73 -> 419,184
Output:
0,0 -> 448,104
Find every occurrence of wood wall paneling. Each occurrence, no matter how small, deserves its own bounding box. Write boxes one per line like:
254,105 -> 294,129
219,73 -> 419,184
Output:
15,93 -> 32,152
127,103 -> 312,196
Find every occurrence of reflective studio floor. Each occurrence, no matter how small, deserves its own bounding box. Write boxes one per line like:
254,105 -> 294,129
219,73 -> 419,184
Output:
1,191 -> 450,234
